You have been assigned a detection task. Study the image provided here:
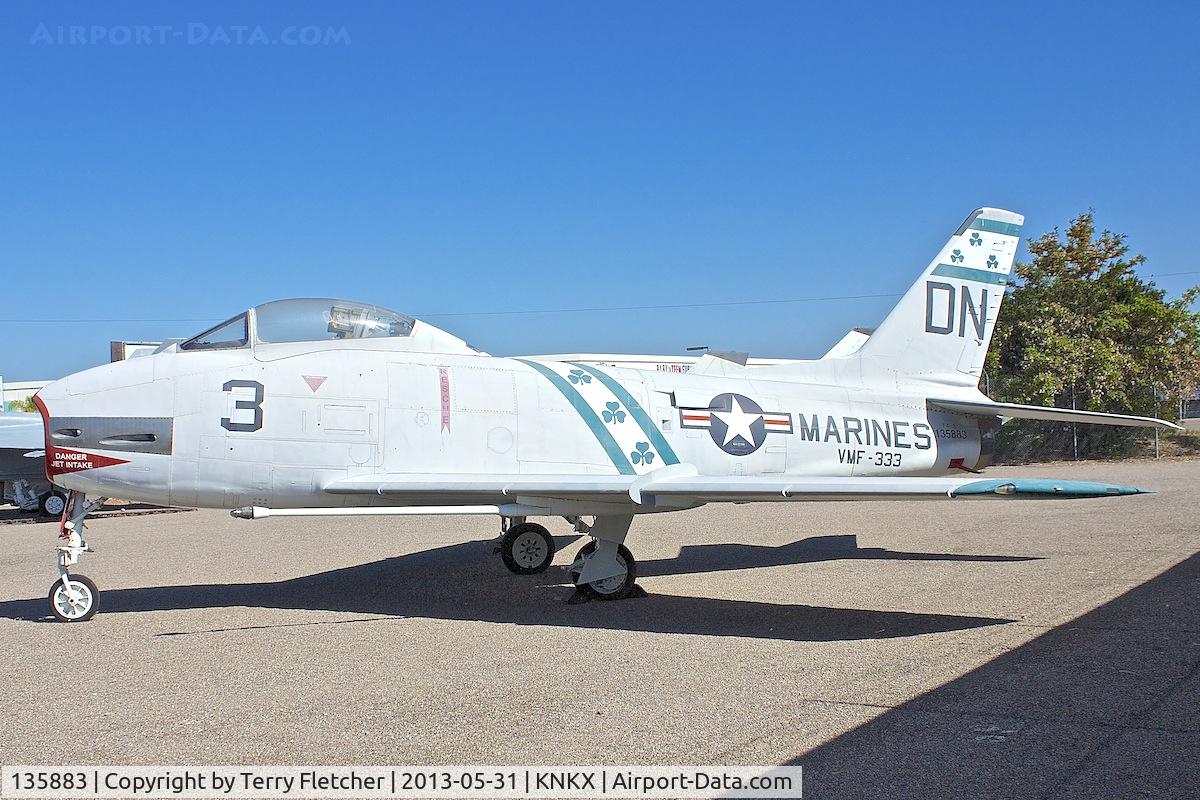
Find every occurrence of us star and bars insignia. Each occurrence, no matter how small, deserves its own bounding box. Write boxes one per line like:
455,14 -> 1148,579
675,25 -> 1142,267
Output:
680,392 -> 793,456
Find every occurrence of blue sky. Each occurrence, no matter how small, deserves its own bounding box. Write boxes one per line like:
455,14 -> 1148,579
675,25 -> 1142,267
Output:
2,0 -> 1198,381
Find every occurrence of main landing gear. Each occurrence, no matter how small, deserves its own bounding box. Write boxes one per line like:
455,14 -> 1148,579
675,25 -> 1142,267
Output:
7,479 -> 66,517
496,513 -> 641,602
47,491 -> 105,623
498,519 -> 555,575
41,490 -> 67,517
566,515 -> 639,602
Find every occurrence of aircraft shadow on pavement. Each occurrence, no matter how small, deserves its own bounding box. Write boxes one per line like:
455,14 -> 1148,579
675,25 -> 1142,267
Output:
0,534 -> 1025,642
635,534 -> 1039,578
786,551 -> 1200,798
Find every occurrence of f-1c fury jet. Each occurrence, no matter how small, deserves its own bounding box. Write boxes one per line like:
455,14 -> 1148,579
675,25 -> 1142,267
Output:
32,208 -> 1178,621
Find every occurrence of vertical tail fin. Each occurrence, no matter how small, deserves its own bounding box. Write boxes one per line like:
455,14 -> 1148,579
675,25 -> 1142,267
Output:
855,207 -> 1023,389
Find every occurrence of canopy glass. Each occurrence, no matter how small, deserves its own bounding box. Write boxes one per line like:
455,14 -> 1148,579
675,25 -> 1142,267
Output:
254,299 -> 416,344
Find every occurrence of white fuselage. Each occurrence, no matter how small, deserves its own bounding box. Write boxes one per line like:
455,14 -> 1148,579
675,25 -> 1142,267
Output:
35,337 -> 988,511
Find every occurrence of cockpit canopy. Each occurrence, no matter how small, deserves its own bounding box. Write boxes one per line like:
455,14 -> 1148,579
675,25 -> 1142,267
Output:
178,298 -> 474,354
255,298 -> 415,343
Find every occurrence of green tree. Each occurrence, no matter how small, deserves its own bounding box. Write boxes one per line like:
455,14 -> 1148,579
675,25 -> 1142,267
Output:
986,211 -> 1200,459
5,396 -> 37,413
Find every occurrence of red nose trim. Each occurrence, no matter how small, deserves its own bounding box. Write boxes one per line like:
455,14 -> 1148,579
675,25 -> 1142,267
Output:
33,394 -> 73,531
31,394 -> 52,484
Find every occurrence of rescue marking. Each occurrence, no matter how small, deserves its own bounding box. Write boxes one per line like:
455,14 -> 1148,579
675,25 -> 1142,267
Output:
438,367 -> 451,432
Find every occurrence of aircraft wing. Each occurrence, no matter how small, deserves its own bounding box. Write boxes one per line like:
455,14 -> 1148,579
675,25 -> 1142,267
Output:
628,473 -> 1147,503
322,470 -> 1149,508
928,398 -> 1181,430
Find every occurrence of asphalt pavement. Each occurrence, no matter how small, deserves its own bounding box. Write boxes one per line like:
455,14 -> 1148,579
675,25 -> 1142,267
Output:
0,459 -> 1196,799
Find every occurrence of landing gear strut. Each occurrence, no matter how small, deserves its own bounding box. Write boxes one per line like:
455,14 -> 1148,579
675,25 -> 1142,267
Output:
47,491 -> 105,623
567,515 -> 640,601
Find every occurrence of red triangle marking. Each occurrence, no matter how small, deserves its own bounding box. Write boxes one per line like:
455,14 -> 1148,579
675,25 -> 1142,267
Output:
303,375 -> 327,392
47,448 -> 130,478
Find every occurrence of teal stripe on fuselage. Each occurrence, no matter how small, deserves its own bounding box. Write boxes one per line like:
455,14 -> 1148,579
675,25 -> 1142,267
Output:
931,263 -> 1010,285
969,218 -> 1022,237
513,359 -> 636,475
568,363 -> 680,466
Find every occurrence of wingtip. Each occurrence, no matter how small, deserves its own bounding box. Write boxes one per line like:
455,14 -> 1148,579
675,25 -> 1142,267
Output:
1107,484 -> 1153,496
956,478 -> 1155,498
1080,483 -> 1151,497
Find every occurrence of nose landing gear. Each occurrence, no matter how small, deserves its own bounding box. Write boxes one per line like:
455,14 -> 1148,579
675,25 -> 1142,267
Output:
47,491 -> 105,622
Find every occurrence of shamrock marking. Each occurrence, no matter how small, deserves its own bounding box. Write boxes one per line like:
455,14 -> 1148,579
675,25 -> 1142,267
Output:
987,255 -> 999,268
950,248 -> 965,263
568,369 -> 592,385
630,441 -> 655,465
602,401 -> 627,424
969,232 -> 983,246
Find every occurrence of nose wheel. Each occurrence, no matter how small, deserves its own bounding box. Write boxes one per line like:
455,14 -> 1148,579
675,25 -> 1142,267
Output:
48,574 -> 99,622
47,491 -> 105,622
499,522 -> 555,574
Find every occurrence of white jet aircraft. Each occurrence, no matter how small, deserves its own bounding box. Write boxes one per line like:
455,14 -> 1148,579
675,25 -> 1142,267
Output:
32,208 -> 1178,621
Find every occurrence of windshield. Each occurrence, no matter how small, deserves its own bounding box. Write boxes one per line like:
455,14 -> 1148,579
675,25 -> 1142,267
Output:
179,313 -> 249,351
253,298 -> 415,344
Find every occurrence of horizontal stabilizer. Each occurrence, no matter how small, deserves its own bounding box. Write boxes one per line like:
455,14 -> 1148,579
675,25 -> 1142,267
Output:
689,352 -> 750,376
929,398 -> 1181,430
822,328 -> 872,359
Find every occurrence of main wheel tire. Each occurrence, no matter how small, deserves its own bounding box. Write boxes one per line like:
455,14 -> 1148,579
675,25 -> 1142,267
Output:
579,544 -> 637,601
500,522 -> 555,575
40,492 -> 67,517
48,574 -> 99,622
567,540 -> 598,583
